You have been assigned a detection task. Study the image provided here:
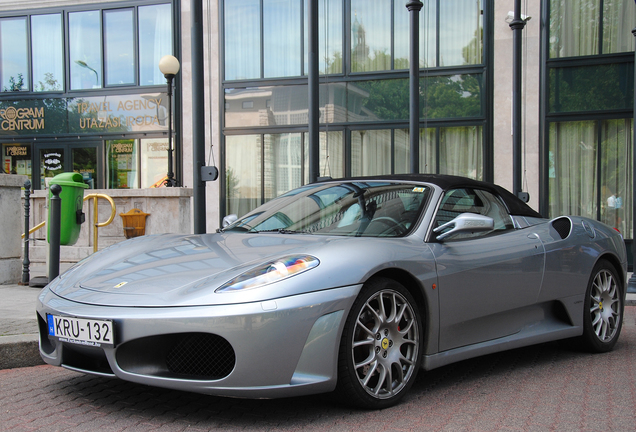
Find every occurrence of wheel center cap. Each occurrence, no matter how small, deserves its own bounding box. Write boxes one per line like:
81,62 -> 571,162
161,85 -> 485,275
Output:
599,301 -> 604,311
381,337 -> 390,350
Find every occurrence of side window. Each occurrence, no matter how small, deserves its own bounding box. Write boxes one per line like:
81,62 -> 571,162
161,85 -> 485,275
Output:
434,188 -> 514,240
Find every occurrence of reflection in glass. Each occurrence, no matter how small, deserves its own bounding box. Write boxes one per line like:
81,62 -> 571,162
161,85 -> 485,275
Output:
40,148 -> 65,189
70,11 -> 102,89
107,140 -> 138,189
264,0 -> 301,78
549,0 -> 599,58
351,129 -> 391,176
351,0 -> 391,72
394,128 -> 436,174
72,147 -> 97,189
602,0 -> 635,54
3,143 -> 31,178
139,4 -> 172,86
225,83 -> 347,127
351,75 -> 481,122
394,0 -> 436,68
225,0 -> 260,80
422,74 -> 482,118
548,64 -> 633,113
226,135 -> 262,216
105,9 -> 135,85
548,121 -> 597,218
600,119 -> 633,237
0,17 -> 29,91
264,133 -> 302,200
439,126 -> 482,180
303,131 -> 344,183
31,14 -> 63,92
304,0 -> 343,74
141,138 -> 169,188
439,0 -> 482,66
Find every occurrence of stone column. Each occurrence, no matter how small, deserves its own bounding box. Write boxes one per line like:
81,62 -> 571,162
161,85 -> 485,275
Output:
0,174 -> 27,284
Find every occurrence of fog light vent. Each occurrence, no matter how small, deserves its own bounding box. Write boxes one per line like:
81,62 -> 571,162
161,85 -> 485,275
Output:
166,333 -> 235,379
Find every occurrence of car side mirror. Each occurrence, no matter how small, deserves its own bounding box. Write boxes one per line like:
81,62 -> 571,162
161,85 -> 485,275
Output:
222,214 -> 238,228
433,213 -> 494,241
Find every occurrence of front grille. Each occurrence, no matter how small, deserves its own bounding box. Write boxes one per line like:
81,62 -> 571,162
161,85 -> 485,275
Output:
166,334 -> 235,378
116,332 -> 236,380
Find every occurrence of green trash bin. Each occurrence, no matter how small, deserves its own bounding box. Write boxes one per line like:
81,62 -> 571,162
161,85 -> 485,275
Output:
48,172 -> 89,246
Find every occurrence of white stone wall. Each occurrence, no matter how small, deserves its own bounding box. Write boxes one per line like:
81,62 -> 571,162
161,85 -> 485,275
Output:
0,174 -> 27,284
23,187 -> 193,264
493,2 -> 541,212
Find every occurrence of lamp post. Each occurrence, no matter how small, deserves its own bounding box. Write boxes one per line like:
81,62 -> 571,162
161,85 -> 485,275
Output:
159,55 -> 180,187
406,1 -> 423,174
628,27 -> 636,293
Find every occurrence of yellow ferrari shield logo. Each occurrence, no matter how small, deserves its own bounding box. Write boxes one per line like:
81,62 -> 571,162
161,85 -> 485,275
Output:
381,338 -> 389,350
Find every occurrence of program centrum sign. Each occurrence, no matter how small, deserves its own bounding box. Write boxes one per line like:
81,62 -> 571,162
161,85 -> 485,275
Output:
0,93 -> 169,135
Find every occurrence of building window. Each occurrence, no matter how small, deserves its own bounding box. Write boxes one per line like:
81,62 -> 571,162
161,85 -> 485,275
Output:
548,119 -> 633,238
3,143 -> 31,176
139,4 -> 173,86
32,14 -> 64,92
549,0 -> 635,58
0,17 -> 28,92
69,11 -> 102,90
107,139 -> 138,189
107,138 -> 169,189
104,9 -> 136,86
545,0 -> 635,240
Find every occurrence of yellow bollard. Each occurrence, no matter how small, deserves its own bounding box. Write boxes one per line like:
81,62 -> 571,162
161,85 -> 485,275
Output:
83,194 -> 116,253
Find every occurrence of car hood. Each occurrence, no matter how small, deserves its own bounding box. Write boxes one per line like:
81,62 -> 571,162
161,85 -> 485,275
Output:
48,232 -> 375,307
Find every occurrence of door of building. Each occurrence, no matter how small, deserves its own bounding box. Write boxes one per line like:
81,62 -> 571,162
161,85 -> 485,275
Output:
36,142 -> 102,189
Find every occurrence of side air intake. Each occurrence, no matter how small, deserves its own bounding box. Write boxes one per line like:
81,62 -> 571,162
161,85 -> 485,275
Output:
551,217 -> 572,240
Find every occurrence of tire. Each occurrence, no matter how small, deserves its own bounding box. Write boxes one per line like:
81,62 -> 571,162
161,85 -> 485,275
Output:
580,259 -> 624,353
336,277 -> 422,409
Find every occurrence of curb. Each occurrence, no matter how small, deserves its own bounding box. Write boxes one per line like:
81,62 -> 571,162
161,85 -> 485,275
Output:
0,334 -> 44,369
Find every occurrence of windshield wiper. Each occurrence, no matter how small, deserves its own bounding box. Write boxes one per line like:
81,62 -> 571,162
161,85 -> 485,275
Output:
253,228 -> 311,234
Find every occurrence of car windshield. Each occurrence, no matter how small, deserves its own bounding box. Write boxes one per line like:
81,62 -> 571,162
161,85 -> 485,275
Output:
224,182 -> 431,237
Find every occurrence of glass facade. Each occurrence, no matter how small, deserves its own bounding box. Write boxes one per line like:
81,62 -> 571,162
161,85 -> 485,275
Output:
545,0 -> 635,240
222,0 -> 489,217
0,2 -> 174,190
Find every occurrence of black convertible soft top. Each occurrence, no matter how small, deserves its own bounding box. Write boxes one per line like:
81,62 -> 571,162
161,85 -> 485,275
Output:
330,173 -> 544,219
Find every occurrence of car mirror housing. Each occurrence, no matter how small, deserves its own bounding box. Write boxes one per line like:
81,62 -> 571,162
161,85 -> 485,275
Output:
433,213 -> 495,241
222,214 -> 238,228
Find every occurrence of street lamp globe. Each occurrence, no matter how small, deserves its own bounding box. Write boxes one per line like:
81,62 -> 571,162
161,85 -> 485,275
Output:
159,55 -> 180,78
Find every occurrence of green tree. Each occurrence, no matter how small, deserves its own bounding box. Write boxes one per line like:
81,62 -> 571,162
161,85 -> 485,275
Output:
4,73 -> 25,92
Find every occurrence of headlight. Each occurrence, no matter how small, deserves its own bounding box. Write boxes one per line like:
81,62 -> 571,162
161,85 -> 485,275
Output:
216,255 -> 320,293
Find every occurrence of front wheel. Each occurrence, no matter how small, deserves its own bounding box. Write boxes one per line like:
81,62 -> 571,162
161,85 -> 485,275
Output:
580,260 -> 624,353
336,277 -> 422,409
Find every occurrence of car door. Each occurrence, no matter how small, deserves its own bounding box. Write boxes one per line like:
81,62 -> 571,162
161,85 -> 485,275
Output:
429,188 -> 545,352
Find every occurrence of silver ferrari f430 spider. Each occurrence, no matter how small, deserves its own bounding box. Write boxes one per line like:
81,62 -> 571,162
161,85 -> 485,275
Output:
37,174 -> 627,409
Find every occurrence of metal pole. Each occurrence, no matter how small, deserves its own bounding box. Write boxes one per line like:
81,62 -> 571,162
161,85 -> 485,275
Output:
191,0 -> 207,233
308,0 -> 320,183
509,0 -> 526,199
407,1 -> 423,174
627,27 -> 636,293
48,184 -> 61,281
166,75 -> 175,187
21,179 -> 31,285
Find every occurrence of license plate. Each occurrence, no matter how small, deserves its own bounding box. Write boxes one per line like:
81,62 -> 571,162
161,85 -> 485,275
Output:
47,314 -> 114,347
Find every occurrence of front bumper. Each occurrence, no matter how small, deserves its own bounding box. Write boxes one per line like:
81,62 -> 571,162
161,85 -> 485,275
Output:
37,284 -> 361,398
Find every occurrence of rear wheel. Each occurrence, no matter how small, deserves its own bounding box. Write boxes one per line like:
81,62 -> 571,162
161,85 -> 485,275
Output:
580,260 -> 624,353
336,277 -> 422,409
